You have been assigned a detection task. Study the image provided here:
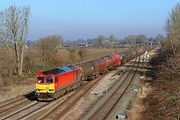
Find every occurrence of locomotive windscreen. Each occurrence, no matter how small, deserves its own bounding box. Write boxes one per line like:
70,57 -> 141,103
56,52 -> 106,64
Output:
46,77 -> 53,83
37,77 -> 44,83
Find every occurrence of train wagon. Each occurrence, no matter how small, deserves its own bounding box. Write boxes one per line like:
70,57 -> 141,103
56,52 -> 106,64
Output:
91,60 -> 101,77
35,64 -> 81,100
102,55 -> 114,69
96,57 -> 109,74
79,61 -> 96,80
111,53 -> 122,68
118,51 -> 129,64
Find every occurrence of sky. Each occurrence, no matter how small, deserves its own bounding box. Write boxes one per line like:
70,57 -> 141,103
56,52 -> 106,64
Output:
0,0 -> 179,41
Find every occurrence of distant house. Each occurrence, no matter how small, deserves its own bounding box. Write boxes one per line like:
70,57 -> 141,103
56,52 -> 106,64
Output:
79,43 -> 88,47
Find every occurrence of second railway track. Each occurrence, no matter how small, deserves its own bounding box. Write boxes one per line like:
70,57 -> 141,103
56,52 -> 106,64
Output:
82,56 -> 141,120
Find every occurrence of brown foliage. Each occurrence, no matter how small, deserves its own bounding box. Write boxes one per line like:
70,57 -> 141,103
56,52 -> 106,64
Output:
141,49 -> 180,120
0,49 -> 15,89
67,47 -> 77,61
35,35 -> 63,69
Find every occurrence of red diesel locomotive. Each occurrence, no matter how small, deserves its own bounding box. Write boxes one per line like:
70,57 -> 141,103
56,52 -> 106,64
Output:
35,64 -> 81,100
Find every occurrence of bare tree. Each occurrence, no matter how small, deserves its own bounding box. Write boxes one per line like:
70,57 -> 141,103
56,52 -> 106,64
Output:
108,34 -> 117,48
36,35 -> 62,69
109,34 -> 116,42
95,35 -> 105,48
124,35 -> 137,47
67,47 -> 77,61
166,3 -> 180,55
0,6 -> 30,76
136,35 -> 148,45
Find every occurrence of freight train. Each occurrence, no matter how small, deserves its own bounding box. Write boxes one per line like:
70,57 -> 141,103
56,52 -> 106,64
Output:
35,46 -> 149,101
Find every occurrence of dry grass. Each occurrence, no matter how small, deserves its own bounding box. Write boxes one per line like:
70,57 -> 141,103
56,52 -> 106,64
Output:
126,80 -> 152,120
0,76 -> 36,102
0,83 -> 34,102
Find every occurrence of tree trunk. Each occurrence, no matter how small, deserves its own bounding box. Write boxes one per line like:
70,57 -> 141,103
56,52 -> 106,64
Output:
14,37 -> 20,75
19,44 -> 25,76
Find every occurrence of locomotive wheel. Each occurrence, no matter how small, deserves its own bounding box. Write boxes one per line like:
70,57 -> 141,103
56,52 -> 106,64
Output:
53,93 -> 58,100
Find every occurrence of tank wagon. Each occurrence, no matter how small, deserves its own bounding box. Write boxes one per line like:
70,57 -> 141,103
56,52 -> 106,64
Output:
35,46 -> 148,100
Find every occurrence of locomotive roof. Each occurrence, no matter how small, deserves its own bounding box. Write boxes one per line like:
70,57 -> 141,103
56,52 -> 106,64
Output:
42,68 -> 65,75
42,65 -> 78,75
67,64 -> 78,70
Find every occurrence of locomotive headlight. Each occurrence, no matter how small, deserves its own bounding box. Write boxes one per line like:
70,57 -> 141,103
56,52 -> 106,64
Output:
36,89 -> 40,91
49,89 -> 54,91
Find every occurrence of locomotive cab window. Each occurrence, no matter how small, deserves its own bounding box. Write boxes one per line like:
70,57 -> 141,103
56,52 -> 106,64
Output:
37,77 -> 44,83
46,77 -> 53,83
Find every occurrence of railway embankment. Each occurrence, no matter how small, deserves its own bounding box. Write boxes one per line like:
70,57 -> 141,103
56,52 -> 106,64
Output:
127,50 -> 180,120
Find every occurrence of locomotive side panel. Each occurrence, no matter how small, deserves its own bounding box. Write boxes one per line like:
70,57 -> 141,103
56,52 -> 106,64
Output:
58,71 -> 76,89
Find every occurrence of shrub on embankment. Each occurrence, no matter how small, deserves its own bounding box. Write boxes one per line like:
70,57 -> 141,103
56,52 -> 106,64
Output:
141,49 -> 180,120
141,3 -> 180,119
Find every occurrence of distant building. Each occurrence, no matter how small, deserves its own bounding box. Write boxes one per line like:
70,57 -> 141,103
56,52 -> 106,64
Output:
79,43 -> 88,47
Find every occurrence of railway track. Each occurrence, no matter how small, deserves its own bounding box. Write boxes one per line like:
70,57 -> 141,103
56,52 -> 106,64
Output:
0,101 -> 48,120
0,89 -> 76,120
82,56 -> 140,120
0,97 -> 27,113
22,91 -> 76,120
0,92 -> 37,119
0,97 -> 25,109
35,74 -> 106,120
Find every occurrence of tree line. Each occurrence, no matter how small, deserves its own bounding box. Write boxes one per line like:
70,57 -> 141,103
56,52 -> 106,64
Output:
62,34 -> 164,48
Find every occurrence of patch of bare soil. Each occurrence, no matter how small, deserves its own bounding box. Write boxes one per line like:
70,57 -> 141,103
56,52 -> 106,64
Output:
0,78 -> 35,102
126,82 -> 152,120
